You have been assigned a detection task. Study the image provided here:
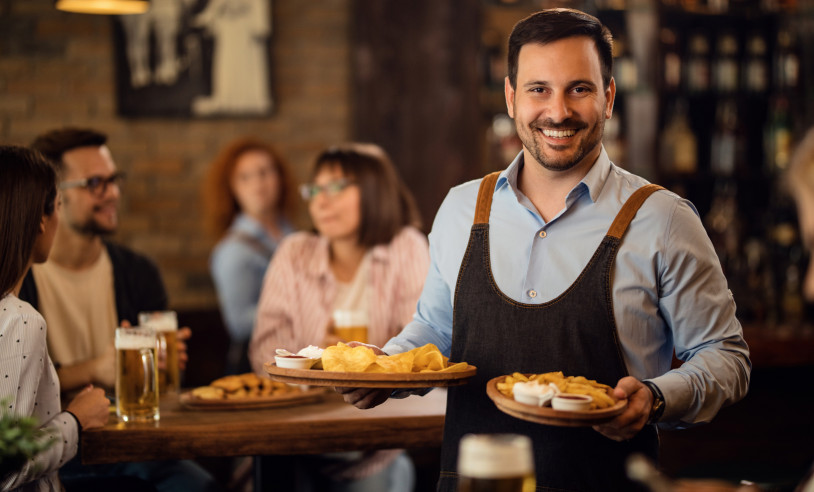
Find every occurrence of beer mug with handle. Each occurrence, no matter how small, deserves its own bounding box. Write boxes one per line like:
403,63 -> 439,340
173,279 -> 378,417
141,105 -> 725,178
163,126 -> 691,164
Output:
457,434 -> 535,492
138,311 -> 180,395
115,326 -> 160,422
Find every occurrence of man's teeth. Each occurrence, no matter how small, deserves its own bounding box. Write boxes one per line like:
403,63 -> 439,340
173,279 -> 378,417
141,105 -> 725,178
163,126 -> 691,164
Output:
542,129 -> 576,138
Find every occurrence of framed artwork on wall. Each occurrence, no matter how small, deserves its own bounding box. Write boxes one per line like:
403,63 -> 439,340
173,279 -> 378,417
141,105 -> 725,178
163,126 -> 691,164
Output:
113,0 -> 273,117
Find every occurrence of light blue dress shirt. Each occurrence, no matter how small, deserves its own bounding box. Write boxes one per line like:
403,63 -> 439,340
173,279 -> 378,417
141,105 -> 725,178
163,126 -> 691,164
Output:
384,148 -> 751,429
210,213 -> 294,343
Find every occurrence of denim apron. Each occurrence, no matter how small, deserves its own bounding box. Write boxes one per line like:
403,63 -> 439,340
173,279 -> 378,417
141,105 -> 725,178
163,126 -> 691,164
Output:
437,172 -> 662,492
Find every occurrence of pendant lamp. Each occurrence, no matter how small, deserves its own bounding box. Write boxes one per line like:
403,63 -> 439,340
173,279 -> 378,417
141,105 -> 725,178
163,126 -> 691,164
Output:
55,0 -> 150,14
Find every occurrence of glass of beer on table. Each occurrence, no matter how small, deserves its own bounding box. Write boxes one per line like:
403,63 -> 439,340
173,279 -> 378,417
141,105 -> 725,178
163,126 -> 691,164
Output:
331,309 -> 368,344
138,310 -> 180,395
115,326 -> 159,423
457,434 -> 535,492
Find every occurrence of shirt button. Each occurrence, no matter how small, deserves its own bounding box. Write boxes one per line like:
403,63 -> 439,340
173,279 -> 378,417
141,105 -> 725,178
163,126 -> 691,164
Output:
538,230 -> 547,238
528,290 -> 537,298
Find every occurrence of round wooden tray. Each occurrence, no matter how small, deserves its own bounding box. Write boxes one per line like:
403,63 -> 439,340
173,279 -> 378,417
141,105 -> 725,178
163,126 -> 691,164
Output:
264,362 -> 477,388
179,387 -> 325,411
486,375 -> 627,427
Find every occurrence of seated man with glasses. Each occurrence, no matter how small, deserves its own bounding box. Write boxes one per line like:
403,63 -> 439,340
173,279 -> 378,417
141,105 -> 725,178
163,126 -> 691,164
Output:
20,127 -> 222,492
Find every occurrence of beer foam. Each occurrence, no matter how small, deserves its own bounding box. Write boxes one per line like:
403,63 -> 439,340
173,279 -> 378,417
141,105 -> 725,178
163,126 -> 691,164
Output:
115,333 -> 156,350
457,434 -> 534,478
139,312 -> 177,333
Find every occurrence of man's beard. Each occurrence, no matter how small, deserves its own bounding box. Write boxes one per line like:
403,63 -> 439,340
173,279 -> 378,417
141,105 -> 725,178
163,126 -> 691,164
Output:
74,219 -> 116,237
517,116 -> 604,172
69,202 -> 117,237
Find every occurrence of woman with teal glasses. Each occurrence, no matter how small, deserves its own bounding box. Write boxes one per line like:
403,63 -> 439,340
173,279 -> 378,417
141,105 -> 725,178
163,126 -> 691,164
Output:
250,143 -> 427,492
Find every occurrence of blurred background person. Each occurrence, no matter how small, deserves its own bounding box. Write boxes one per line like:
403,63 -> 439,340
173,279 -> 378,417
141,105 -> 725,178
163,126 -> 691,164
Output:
203,137 -> 298,375
787,127 -> 814,302
250,143 -> 428,492
0,145 -> 136,491
21,127 -> 220,492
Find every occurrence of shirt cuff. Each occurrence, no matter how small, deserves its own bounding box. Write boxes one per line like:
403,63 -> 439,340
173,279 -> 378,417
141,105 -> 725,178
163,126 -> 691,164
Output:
647,373 -> 692,425
65,410 -> 83,437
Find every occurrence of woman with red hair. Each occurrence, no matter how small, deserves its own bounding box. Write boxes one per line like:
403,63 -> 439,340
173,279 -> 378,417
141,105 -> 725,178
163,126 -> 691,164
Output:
202,137 -> 298,375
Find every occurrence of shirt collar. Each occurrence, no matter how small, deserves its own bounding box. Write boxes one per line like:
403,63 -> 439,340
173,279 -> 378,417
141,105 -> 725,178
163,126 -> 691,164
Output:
497,146 -> 612,204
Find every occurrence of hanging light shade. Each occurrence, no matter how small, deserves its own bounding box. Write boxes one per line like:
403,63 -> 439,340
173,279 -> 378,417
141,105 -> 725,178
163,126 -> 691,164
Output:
55,0 -> 150,14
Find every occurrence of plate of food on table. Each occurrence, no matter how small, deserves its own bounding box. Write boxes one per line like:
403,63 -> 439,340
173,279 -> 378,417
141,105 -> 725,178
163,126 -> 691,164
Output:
265,343 -> 476,388
179,372 -> 325,410
486,371 -> 627,427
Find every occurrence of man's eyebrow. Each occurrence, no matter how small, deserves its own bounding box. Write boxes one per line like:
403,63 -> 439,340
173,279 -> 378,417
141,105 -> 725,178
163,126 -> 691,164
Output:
522,80 -> 550,88
521,79 -> 599,89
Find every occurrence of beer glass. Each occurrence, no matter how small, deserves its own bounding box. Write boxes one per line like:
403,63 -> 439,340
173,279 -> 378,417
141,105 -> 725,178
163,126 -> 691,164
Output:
115,326 -> 159,422
457,434 -> 535,492
138,310 -> 180,395
332,310 -> 368,344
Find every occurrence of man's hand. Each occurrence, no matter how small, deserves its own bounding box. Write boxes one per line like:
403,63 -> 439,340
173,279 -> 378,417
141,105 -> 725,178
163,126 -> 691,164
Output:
333,341 -> 392,409
66,384 -> 110,430
592,376 -> 652,441
177,326 -> 191,370
335,387 -> 392,409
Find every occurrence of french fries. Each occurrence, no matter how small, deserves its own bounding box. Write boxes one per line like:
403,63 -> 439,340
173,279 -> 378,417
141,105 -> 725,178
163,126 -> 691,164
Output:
497,371 -> 616,410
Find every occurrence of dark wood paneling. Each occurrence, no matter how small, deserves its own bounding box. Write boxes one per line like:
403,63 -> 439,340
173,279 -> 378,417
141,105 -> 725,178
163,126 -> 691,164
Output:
352,0 -> 483,230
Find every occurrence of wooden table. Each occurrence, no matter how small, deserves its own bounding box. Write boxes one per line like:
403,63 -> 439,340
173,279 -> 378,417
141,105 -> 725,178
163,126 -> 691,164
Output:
81,388 -> 447,464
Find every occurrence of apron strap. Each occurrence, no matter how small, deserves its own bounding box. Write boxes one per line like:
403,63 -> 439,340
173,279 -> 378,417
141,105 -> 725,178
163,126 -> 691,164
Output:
606,184 -> 665,239
474,172 -> 502,225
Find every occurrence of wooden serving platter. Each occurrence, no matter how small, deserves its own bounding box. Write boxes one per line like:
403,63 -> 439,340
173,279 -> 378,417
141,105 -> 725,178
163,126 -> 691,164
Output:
179,387 -> 325,411
264,363 -> 477,388
486,375 -> 627,427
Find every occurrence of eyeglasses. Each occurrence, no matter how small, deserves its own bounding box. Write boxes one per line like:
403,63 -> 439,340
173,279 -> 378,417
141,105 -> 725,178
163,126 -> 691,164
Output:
59,172 -> 126,196
299,178 -> 355,201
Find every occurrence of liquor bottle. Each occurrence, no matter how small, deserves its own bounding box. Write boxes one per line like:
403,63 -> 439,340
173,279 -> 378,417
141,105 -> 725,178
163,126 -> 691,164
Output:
704,180 -> 741,276
660,27 -> 682,91
712,32 -> 739,93
764,95 -> 792,173
710,99 -> 744,176
613,32 -> 638,92
659,99 -> 698,175
743,33 -> 769,93
684,32 -> 710,93
773,27 -> 800,91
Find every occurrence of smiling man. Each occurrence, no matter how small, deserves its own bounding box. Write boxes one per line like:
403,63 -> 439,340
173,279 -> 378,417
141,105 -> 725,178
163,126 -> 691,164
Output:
338,8 -> 751,491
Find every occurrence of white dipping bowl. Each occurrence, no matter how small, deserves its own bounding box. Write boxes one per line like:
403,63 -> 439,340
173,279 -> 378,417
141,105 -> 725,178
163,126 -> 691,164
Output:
274,355 -> 318,369
512,381 -> 555,407
551,393 -> 592,411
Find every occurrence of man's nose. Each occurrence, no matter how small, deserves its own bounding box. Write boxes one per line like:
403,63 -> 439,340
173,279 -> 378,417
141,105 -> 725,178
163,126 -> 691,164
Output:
545,92 -> 573,122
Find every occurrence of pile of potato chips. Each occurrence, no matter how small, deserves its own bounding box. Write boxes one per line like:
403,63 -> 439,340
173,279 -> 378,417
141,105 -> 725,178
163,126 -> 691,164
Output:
497,371 -> 617,410
191,372 -> 301,400
321,343 -> 470,373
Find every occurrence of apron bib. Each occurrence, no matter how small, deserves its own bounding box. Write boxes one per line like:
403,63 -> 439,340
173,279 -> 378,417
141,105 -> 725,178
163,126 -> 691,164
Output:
437,173 -> 662,492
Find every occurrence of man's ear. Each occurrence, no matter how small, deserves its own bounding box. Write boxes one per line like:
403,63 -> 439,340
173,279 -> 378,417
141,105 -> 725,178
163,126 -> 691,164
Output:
505,76 -> 516,119
605,77 -> 616,119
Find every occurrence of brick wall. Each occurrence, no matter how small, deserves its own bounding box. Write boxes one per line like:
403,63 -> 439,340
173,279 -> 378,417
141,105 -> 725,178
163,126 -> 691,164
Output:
0,0 -> 351,309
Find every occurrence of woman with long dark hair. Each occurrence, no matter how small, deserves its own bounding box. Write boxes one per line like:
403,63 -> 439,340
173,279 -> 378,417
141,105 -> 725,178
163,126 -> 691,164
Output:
0,145 -> 109,491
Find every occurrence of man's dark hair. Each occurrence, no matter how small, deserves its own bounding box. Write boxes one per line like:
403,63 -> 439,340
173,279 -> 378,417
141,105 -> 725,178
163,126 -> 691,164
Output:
30,127 -> 107,177
507,8 -> 614,90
